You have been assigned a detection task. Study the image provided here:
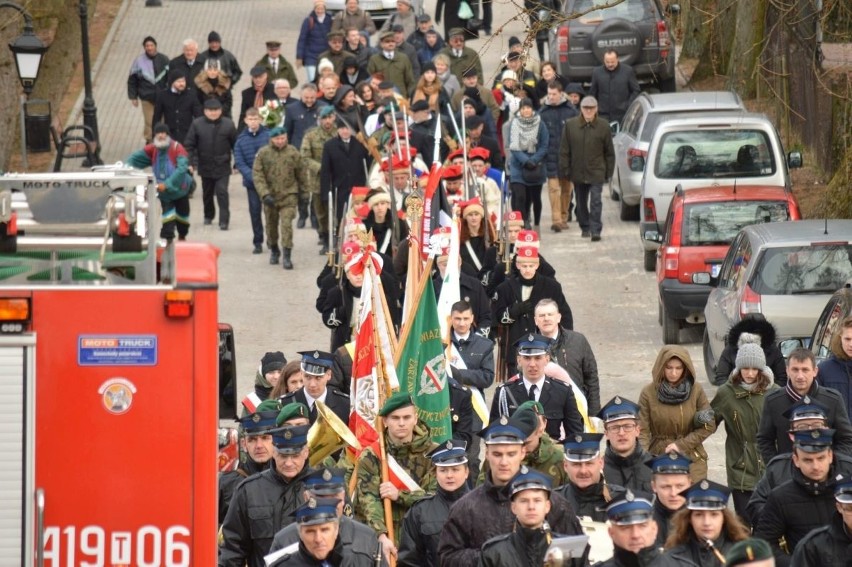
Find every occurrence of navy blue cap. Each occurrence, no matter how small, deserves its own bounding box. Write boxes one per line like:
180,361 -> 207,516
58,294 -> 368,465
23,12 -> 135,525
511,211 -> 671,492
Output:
597,396 -> 640,423
238,410 -> 281,435
304,468 -> 346,496
294,497 -> 340,525
563,433 -> 604,462
645,451 -> 692,475
600,489 -> 655,525
682,479 -> 730,510
513,333 -> 552,357
298,350 -> 334,375
783,396 -> 829,422
272,424 -> 310,454
792,428 -> 835,452
510,466 -> 552,497
835,473 -> 852,503
477,416 -> 526,445
428,439 -> 468,466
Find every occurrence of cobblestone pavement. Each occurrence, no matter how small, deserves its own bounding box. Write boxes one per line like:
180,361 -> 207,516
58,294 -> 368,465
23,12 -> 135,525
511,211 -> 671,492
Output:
84,0 -> 724,480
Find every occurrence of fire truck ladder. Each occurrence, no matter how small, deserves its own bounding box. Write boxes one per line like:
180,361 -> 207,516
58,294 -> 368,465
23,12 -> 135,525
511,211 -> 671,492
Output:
0,166 -> 174,285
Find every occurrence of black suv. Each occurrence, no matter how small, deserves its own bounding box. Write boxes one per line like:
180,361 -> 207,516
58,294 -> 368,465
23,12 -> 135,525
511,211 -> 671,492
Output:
549,0 -> 679,91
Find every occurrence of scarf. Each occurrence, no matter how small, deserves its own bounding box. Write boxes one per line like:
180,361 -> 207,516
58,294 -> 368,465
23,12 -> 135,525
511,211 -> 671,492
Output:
254,85 -> 265,109
509,113 -> 541,153
658,377 -> 692,405
785,381 -> 812,402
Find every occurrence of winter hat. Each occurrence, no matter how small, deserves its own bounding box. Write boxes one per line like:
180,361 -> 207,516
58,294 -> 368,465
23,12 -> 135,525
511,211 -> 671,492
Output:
421,61 -> 437,74
734,333 -> 766,371
167,68 -> 185,85
153,123 -> 170,136
208,31 -> 222,43
317,58 -> 334,74
261,351 -> 287,375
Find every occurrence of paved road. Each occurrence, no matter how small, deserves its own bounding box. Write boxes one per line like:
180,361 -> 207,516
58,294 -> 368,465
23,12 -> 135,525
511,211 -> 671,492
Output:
79,0 -> 725,480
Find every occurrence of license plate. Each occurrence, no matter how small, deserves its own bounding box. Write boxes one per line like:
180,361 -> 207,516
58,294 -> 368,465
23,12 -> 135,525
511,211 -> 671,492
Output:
710,264 -> 721,277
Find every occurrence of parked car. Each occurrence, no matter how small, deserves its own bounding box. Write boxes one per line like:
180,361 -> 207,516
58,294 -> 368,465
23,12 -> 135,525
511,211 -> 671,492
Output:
700,220 -> 852,378
650,184 -> 801,344
550,0 -> 679,90
637,111 -> 803,271
611,91 -> 745,221
807,280 -> 852,365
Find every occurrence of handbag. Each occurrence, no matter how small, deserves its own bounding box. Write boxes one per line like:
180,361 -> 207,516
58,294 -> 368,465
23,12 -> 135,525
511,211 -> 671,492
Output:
458,0 -> 474,20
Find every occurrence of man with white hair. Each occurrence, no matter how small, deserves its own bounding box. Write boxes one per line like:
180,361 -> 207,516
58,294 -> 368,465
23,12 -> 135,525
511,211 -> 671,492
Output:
169,38 -> 206,94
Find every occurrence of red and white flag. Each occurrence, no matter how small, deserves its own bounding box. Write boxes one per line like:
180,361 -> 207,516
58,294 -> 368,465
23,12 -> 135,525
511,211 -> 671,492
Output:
241,391 -> 263,414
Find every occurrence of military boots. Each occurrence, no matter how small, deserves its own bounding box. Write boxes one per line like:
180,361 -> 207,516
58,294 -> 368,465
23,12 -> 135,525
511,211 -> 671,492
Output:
269,246 -> 281,265
282,248 -> 293,270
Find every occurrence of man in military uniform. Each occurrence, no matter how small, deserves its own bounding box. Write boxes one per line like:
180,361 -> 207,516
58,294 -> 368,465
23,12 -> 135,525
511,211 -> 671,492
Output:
555,433 -> 622,521
489,334 -> 583,442
355,392 -> 437,562
219,400 -> 281,524
480,469 -> 586,567
265,497 -> 378,566
599,396 -> 653,493
265,468 -> 386,566
437,417 -> 585,566
755,428 -> 840,566
646,452 -> 691,547
252,126 -> 309,269
300,106 -> 337,255
276,402 -> 311,427
398,440 -> 470,567
280,350 -> 349,426
792,474 -> 852,566
595,490 -> 661,567
219,424 -> 314,567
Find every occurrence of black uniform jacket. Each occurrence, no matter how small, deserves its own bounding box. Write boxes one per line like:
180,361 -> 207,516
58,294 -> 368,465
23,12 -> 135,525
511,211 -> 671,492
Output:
266,516 -> 386,567
450,332 -> 495,394
432,271 -> 493,335
480,524 -> 584,567
604,442 -> 654,494
596,545 -> 661,567
652,498 -> 682,548
490,375 -> 583,442
279,386 -> 350,427
397,485 -> 469,567
267,539 -> 378,567
485,248 -> 556,297
449,378 -> 473,446
218,457 -> 266,524
554,479 -> 623,522
651,534 -> 736,567
791,513 -> 852,567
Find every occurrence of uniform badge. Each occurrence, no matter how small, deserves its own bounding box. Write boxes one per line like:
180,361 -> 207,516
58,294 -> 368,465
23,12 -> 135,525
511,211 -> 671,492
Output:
284,430 -> 293,440
308,498 -> 317,509
453,414 -> 459,422
574,434 -> 583,443
322,469 -> 333,481
252,414 -> 262,423
520,465 -> 529,474
614,396 -> 622,405
625,490 -> 635,502
343,503 -> 353,517
527,334 -> 534,342
803,395 -> 811,404
668,452 -> 677,460
700,480 -> 709,490
464,296 -> 470,302
811,429 -> 821,439
499,416 -> 508,425
446,440 -> 453,450
313,351 -> 320,359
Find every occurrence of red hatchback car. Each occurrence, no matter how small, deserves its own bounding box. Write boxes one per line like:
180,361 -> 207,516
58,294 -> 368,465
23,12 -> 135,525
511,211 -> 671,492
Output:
650,185 -> 802,344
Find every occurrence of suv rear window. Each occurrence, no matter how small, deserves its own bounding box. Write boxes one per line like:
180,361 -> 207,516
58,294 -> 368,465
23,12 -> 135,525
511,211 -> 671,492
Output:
682,201 -> 790,246
572,0 -> 656,23
752,245 -> 852,295
654,130 -> 777,179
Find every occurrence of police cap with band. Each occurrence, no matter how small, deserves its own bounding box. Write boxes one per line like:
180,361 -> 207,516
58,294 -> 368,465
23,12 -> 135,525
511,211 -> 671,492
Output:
293,497 -> 341,526
238,409 -> 280,435
298,350 -> 334,376
510,465 -> 552,497
379,391 -> 415,417
645,451 -> 692,475
725,538 -> 773,566
304,468 -> 346,496
681,479 -> 731,511
271,424 -> 310,454
428,439 -> 468,466
597,395 -> 640,424
276,402 -> 310,426
477,416 -> 526,445
563,433 -> 603,462
600,489 -> 655,526
792,428 -> 835,453
514,333 -> 552,357
782,396 -> 829,423
835,473 -> 852,503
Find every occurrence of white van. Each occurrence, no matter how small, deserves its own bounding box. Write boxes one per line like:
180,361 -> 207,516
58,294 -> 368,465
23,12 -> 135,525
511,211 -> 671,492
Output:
637,111 -> 802,271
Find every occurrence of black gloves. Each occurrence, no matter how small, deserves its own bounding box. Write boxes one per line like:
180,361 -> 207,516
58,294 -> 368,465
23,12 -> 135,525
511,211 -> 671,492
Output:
523,161 -> 538,170
262,195 -> 275,207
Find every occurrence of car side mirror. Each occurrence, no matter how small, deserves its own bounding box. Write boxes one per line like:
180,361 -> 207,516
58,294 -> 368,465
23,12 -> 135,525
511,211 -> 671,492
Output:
667,3 -> 681,15
219,323 -> 238,421
780,338 -> 803,357
644,230 -> 663,243
630,156 -> 645,172
787,151 -> 803,168
610,121 -> 620,136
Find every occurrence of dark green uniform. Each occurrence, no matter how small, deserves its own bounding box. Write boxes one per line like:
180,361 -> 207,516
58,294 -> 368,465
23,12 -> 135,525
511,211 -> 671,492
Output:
252,140 -> 308,249
300,124 -> 335,242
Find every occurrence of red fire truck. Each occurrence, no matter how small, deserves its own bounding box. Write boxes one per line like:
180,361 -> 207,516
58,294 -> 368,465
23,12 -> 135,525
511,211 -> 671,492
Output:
0,168 -> 236,566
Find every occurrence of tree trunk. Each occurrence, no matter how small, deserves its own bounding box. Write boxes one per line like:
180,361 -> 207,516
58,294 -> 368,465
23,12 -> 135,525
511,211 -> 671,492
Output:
725,0 -> 768,97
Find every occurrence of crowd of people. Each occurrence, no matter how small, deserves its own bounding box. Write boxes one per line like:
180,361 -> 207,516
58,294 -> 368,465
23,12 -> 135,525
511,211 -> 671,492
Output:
122,1 -> 852,566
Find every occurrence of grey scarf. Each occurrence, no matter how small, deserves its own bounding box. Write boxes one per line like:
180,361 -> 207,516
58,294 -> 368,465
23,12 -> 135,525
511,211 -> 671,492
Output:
509,113 -> 541,153
658,377 -> 692,405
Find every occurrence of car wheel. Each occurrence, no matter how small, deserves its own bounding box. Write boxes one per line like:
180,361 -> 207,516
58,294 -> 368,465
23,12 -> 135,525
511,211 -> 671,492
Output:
590,19 -> 643,65
643,249 -> 656,272
703,327 -> 716,384
620,198 -> 639,221
662,304 -> 680,344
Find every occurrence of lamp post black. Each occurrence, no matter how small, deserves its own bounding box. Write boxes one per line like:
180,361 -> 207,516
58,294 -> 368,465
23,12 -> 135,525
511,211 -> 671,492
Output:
79,0 -> 102,166
2,1 -> 48,170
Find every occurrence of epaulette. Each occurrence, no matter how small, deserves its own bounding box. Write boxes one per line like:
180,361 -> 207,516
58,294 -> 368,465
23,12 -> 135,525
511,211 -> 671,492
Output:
506,374 -> 522,383
545,377 -> 570,389
263,541 -> 299,566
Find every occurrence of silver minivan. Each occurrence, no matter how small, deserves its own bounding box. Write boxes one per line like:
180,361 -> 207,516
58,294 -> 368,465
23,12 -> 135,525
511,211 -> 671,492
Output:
637,111 -> 802,271
611,91 -> 745,221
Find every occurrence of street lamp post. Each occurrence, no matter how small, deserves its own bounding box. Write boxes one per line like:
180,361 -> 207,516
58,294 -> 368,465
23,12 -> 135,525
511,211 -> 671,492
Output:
79,0 -> 102,166
2,1 -> 48,170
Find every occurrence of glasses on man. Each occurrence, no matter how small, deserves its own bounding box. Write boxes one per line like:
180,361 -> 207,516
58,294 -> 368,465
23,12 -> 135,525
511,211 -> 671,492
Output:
605,423 -> 637,433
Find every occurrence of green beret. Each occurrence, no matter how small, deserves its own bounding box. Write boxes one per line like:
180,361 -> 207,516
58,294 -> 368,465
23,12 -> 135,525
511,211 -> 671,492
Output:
256,399 -> 282,413
725,538 -> 773,565
509,407 -> 538,438
268,126 -> 286,138
276,402 -> 311,426
516,400 -> 544,415
379,391 -> 415,417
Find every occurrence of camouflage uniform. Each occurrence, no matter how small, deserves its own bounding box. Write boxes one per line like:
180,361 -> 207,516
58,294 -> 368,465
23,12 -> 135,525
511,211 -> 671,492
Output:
355,422 -> 437,545
477,433 -> 568,487
252,140 -> 308,250
300,124 -> 335,244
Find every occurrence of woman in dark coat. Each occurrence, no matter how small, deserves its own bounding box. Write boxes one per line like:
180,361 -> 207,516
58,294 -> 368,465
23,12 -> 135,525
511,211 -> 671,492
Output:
296,2 -> 333,82
712,313 -> 787,386
507,98 -> 549,227
194,59 -> 233,119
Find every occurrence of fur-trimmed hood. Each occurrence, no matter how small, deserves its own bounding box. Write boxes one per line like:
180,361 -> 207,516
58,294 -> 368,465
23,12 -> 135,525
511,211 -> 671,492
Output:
725,316 -> 778,349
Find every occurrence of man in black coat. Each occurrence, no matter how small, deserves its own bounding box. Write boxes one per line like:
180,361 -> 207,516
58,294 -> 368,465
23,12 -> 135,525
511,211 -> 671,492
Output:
595,489 -> 661,567
183,99 -> 237,229
152,69 -> 202,144
201,31 -> 243,84
127,36 -> 170,144
467,115 -> 503,171
239,66 -> 277,128
554,433 -> 623,521
320,119 -> 371,222
713,314 -> 787,386
756,348 -> 852,463
597,396 -> 653,494
792,475 -> 852,566
169,38 -> 206,95
490,334 -> 583,442
754,428 -> 840,567
539,82 -> 578,232
588,49 -> 641,123
491,245 -> 573,374
279,351 -> 350,426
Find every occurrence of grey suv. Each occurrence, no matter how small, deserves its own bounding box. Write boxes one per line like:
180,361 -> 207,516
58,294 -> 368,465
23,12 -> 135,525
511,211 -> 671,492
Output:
550,0 -> 679,90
